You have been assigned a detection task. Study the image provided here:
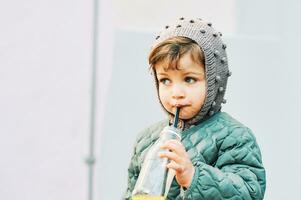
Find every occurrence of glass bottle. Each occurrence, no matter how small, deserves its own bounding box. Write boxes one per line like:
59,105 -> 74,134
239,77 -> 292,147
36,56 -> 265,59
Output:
131,125 -> 181,200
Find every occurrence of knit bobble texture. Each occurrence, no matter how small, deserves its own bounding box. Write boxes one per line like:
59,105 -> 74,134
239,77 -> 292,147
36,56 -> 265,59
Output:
151,17 -> 229,128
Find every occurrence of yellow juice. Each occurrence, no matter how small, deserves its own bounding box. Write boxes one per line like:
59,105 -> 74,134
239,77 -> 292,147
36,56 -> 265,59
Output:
132,195 -> 166,200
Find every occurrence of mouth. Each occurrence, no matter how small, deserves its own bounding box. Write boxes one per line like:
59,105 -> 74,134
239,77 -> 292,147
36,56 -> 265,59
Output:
172,104 -> 190,116
173,103 -> 190,108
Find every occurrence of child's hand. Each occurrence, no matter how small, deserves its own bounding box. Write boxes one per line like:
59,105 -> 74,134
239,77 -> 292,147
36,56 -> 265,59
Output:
159,139 -> 195,188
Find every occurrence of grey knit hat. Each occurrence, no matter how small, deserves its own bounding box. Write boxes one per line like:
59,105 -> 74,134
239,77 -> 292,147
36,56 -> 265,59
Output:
151,17 -> 231,129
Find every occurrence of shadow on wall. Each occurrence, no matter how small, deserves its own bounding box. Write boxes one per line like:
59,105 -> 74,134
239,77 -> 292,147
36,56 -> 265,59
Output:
99,29 -> 164,199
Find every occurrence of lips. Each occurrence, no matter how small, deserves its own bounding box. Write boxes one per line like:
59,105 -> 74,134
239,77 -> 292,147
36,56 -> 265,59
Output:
174,104 -> 188,108
172,102 -> 190,108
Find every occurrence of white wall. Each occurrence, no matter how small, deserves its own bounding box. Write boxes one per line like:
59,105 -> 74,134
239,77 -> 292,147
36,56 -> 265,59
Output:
1,0 -> 300,200
0,1 -> 93,199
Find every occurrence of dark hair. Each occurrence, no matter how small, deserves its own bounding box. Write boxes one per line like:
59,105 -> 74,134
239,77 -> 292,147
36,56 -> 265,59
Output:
148,36 -> 205,71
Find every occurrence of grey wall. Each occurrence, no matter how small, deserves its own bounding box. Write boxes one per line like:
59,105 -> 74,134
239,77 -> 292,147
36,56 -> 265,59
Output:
99,30 -> 164,199
102,1 -> 301,200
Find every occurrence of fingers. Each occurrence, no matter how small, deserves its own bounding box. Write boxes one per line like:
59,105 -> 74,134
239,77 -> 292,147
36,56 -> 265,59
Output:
166,160 -> 185,173
159,150 -> 182,163
159,139 -> 195,188
160,139 -> 186,155
159,139 -> 190,174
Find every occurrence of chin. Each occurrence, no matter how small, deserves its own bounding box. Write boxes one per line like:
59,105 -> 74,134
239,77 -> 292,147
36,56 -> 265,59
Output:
179,113 -> 195,120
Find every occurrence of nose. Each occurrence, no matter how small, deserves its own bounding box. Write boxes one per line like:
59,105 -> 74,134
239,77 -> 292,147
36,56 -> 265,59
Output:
171,84 -> 185,99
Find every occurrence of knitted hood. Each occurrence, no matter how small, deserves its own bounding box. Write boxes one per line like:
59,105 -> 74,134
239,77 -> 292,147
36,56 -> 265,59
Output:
151,17 -> 231,129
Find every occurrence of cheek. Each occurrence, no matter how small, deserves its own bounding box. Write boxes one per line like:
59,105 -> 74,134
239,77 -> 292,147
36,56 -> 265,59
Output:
158,87 -> 169,106
199,85 -> 207,100
192,84 -> 206,107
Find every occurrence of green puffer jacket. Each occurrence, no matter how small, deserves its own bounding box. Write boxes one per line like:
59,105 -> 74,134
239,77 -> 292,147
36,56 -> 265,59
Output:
122,112 -> 266,200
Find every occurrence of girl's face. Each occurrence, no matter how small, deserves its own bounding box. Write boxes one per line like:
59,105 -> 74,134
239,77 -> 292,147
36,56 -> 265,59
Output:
155,53 -> 207,120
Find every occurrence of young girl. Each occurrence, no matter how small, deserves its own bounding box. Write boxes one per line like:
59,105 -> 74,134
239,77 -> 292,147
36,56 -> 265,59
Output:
122,17 -> 266,200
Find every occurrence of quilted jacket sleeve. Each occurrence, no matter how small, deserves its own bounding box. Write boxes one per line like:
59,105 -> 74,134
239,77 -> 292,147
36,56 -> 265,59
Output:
177,127 -> 266,200
121,145 -> 138,200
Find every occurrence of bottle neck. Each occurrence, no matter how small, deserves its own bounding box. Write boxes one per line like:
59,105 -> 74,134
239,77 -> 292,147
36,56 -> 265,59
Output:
160,126 -> 181,141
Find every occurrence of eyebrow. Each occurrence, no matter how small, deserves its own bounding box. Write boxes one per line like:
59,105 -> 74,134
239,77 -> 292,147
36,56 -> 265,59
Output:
157,72 -> 169,76
183,71 -> 204,76
157,72 -> 205,76
156,71 -> 204,76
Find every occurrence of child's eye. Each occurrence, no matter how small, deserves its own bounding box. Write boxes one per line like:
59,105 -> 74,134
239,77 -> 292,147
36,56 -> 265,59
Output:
185,77 -> 197,84
159,78 -> 171,85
